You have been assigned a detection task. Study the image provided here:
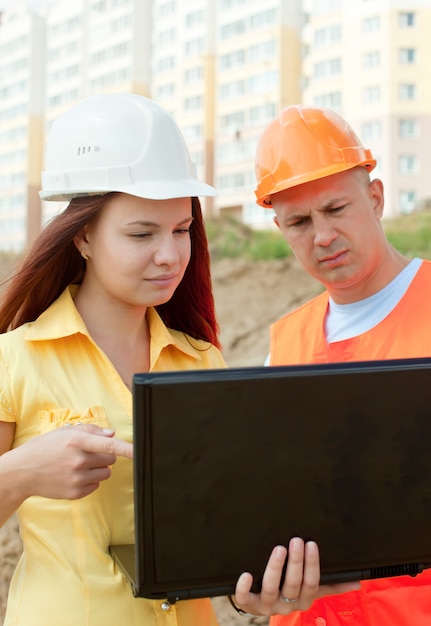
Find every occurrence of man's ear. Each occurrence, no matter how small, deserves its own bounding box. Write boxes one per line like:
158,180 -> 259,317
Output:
369,178 -> 384,219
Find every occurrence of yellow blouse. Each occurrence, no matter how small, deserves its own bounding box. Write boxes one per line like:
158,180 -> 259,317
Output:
0,286 -> 225,626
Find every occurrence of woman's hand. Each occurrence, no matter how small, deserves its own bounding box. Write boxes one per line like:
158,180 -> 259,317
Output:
6,424 -> 133,502
232,537 -> 359,616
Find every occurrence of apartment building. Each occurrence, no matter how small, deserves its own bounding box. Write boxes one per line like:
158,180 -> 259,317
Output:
151,0 -> 303,224
213,0 -> 303,225
1,0 -> 431,249
0,0 -> 153,249
150,0 -> 216,216
303,0 -> 431,217
0,0 -> 304,248
0,3 -> 45,250
42,0 -> 152,225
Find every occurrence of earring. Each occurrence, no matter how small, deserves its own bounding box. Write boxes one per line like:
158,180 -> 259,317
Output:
80,248 -> 89,260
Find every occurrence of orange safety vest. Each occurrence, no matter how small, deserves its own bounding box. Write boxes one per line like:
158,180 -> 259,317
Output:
270,259 -> 431,626
270,260 -> 431,365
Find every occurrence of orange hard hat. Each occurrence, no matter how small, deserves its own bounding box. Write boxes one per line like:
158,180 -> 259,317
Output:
255,105 -> 376,207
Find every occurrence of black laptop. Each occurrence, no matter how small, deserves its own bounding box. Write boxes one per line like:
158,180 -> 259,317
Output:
110,357 -> 431,603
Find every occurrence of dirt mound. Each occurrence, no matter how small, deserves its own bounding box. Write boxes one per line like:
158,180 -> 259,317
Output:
214,256 -> 321,367
0,257 -> 320,625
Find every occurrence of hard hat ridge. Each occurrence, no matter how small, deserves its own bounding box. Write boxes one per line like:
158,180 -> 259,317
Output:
40,93 -> 217,201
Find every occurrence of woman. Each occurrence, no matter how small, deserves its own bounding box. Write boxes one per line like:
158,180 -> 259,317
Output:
0,94 -> 355,626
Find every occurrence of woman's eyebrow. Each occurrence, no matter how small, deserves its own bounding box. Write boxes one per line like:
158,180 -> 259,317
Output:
125,216 -> 194,227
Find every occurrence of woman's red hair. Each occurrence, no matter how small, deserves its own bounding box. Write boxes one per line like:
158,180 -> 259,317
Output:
0,194 -> 220,348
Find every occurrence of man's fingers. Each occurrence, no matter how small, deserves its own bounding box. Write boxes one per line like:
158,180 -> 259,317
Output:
261,544 -> 289,602
234,544 -> 288,614
281,537 -> 307,602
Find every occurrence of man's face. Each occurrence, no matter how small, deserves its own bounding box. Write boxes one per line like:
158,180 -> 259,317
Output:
271,168 -> 386,303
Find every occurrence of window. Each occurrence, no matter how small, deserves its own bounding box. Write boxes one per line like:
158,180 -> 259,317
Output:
219,80 -> 245,99
399,190 -> 416,214
399,119 -> 418,139
250,8 -> 276,29
50,16 -> 81,36
398,12 -> 415,28
248,71 -> 277,93
90,43 -> 129,65
362,85 -> 380,103
220,19 -> 246,39
183,124 -> 203,140
0,80 -> 27,99
362,16 -> 380,32
218,172 -> 245,190
185,38 -> 204,55
158,2 -> 175,18
399,48 -> 416,64
314,57 -> 341,79
48,88 -> 79,108
314,91 -> 342,109
249,103 -> 276,124
361,121 -> 381,140
313,23 -> 341,47
362,51 -> 380,69
399,155 -> 418,175
89,68 -> 130,90
399,83 -> 416,101
310,0 -> 342,17
185,9 -> 204,27
249,40 -> 276,63
158,28 -> 175,45
184,66 -> 203,83
156,83 -> 175,99
111,15 -> 131,31
91,1 -> 107,12
220,0 -> 247,7
157,56 -> 175,72
220,111 -> 245,129
184,95 -> 203,110
49,64 -> 80,82
220,49 -> 245,70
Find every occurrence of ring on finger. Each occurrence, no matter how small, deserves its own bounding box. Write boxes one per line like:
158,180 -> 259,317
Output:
281,595 -> 298,604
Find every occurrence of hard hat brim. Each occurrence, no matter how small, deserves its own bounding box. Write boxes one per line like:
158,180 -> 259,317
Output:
39,179 -> 218,202
256,161 -> 376,208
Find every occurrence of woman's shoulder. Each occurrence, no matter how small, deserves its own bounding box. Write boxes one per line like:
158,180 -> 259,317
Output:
169,329 -> 227,368
0,322 -> 29,346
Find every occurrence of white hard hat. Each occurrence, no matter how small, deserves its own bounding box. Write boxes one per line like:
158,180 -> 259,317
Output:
40,93 -> 217,201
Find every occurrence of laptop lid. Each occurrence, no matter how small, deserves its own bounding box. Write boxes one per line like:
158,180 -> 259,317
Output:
111,357 -> 431,603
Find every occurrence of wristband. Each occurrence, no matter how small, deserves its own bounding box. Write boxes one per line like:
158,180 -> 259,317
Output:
227,595 -> 252,617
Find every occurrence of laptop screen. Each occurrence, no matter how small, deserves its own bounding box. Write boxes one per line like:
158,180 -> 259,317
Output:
126,358 -> 431,601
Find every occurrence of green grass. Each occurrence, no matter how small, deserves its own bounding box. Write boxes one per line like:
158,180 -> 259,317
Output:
206,210 -> 431,262
383,211 -> 431,260
1,211 -> 431,277
206,215 -> 292,261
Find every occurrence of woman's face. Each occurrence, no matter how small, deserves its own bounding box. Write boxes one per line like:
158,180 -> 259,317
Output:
77,193 -> 193,310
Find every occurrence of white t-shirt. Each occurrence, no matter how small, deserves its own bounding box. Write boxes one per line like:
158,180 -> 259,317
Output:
265,258 -> 422,365
325,257 -> 422,342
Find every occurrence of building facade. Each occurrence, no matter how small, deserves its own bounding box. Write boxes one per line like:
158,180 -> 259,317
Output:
42,0 -> 152,225
0,0 -> 430,249
0,4 -> 45,250
303,0 -> 431,217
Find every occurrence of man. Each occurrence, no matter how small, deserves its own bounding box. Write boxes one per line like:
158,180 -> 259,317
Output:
254,105 -> 431,625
